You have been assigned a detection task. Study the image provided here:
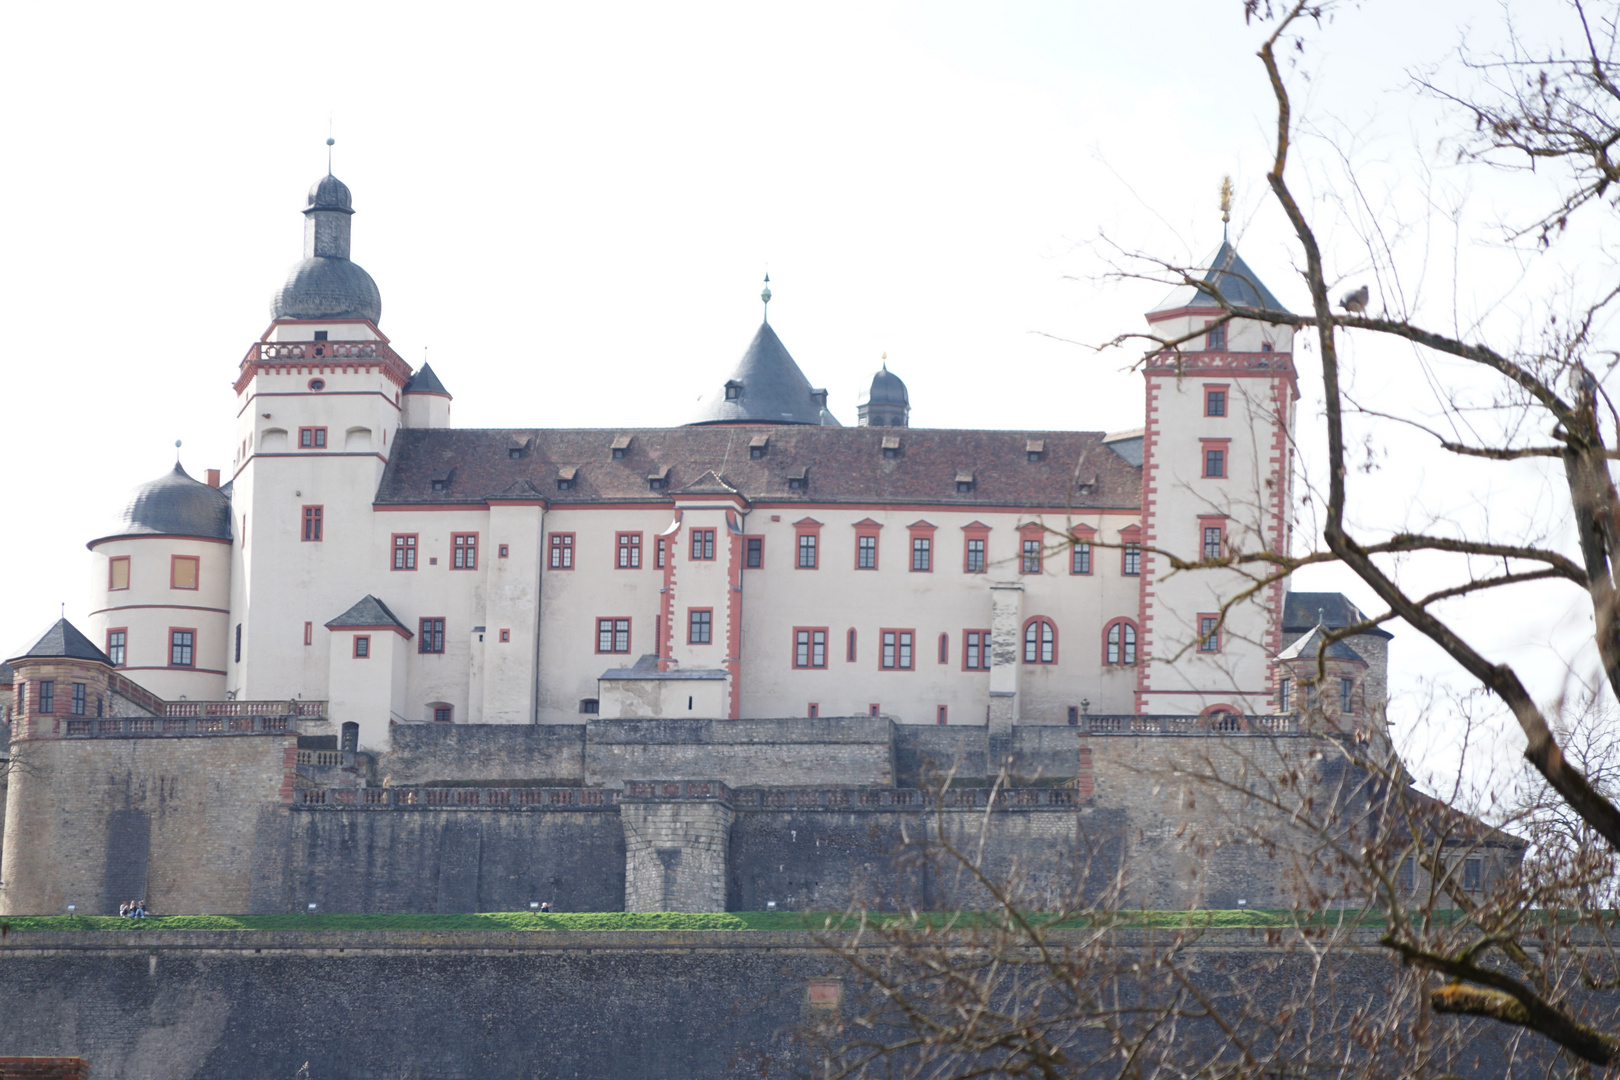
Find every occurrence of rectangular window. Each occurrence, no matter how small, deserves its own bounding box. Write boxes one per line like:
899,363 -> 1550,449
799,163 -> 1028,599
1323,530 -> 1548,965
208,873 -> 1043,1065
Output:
794,628 -> 828,669
807,703 -> 819,718
1202,525 -> 1223,560
1340,677 -> 1354,713
498,544 -> 509,558
419,618 -> 446,654
107,629 -> 127,667
71,682 -> 86,716
170,555 -> 199,590
452,533 -> 478,570
745,536 -> 763,568
965,537 -> 986,573
170,629 -> 195,667
857,535 -> 877,569
109,556 -> 130,591
1202,443 -> 1228,478
617,532 -> 643,569
911,537 -> 931,572
1278,677 -> 1291,712
235,623 -> 241,663
38,680 -> 55,714
597,617 -> 631,653
1123,543 -> 1141,576
1021,538 -> 1042,574
869,704 -> 880,717
1071,542 -> 1091,575
1205,386 -> 1228,417
880,629 -> 914,670
304,621 -> 313,645
549,533 -> 575,569
797,533 -> 818,569
392,533 -> 418,570
938,633 -> 949,664
691,529 -> 716,561
1206,322 -> 1226,350
499,629 -> 510,642
656,537 -> 667,568
434,706 -> 453,723
353,635 -> 371,658
302,505 -> 324,542
298,426 -> 328,449
1198,615 -> 1220,653
963,630 -> 991,671
689,609 -> 712,645
846,628 -> 857,662
936,705 -> 948,725
1463,859 -> 1481,891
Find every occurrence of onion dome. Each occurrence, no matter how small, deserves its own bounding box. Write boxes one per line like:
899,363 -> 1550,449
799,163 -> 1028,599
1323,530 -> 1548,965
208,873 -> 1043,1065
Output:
857,359 -> 910,428
866,364 -> 908,407
89,463 -> 232,547
270,172 -> 382,324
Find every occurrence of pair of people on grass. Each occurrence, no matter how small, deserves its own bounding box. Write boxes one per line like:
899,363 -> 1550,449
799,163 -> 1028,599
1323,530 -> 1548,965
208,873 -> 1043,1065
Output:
118,900 -> 149,918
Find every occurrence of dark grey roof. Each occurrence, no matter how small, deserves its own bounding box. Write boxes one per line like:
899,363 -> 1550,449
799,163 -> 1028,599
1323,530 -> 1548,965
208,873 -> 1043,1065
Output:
308,173 -> 354,213
271,256 -> 382,322
403,363 -> 450,396
325,595 -> 411,634
89,462 -> 232,547
1149,240 -> 1292,316
599,654 -> 729,681
0,661 -> 13,685
1276,624 -> 1366,663
11,619 -> 113,665
1283,592 -> 1393,640
864,364 -> 909,407
688,322 -> 840,426
1102,429 -> 1144,467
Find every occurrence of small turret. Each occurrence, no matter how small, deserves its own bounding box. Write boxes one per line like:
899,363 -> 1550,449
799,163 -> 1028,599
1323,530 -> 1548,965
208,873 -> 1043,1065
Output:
857,357 -> 909,428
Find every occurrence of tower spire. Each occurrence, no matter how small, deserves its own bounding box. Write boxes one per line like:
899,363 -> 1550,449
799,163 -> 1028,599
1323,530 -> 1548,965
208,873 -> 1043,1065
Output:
761,273 -> 772,324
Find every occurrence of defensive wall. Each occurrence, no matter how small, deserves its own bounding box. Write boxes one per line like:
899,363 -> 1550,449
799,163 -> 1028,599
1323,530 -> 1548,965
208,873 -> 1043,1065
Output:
0,927 -> 1530,1080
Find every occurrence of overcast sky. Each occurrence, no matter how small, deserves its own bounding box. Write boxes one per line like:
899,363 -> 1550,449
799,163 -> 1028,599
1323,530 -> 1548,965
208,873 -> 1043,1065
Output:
1,0 -> 1602,792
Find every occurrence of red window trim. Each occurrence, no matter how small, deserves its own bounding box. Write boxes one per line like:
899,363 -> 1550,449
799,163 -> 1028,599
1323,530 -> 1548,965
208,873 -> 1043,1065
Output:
690,527 -> 718,562
170,554 -> 200,590
846,627 -> 857,663
1197,612 -> 1223,653
688,607 -> 715,646
298,426 -> 329,449
1200,438 -> 1232,479
303,621 -> 313,646
499,628 -> 511,643
548,532 -> 576,570
937,632 -> 949,664
743,534 -> 765,569
498,544 -> 510,558
353,634 -> 371,659
962,521 -> 992,574
419,617 -> 447,655
1017,522 -> 1045,575
936,705 -> 948,725
301,505 -> 324,542
878,627 -> 916,671
655,536 -> 668,569
391,532 -> 419,571
106,627 -> 128,668
1203,382 -> 1231,418
907,521 -> 936,573
852,518 -> 882,570
451,532 -> 479,570
1198,516 -> 1228,561
807,702 -> 820,718
616,531 -> 644,570
1021,616 -> 1058,664
1069,524 -> 1096,575
792,626 -> 830,669
595,616 -> 633,654
793,518 -> 823,570
1103,617 -> 1139,666
108,555 -> 131,591
868,703 -> 881,717
168,625 -> 198,669
961,627 -> 992,671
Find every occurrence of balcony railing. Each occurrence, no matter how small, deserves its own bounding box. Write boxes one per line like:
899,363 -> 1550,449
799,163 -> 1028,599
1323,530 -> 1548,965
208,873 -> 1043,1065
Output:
1083,714 -> 1302,735
244,340 -> 401,364
290,784 -> 1084,811
62,713 -> 303,738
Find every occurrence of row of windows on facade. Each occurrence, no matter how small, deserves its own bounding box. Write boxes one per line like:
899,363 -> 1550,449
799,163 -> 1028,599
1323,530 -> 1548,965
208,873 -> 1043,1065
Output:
15,680 -> 103,717
98,629 -> 195,670
1275,675 -> 1357,715
546,529 -> 1161,576
570,696 -> 1099,727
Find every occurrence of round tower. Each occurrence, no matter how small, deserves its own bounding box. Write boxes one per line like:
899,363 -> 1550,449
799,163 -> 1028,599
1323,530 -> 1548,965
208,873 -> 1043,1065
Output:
857,360 -> 909,427
87,462 -> 231,700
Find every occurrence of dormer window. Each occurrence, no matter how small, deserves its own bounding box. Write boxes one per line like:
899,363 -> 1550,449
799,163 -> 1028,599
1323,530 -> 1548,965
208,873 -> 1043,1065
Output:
955,471 -> 975,494
787,468 -> 808,493
611,434 -> 634,460
1261,341 -> 1274,353
557,466 -> 578,491
648,465 -> 671,492
557,478 -> 574,491
431,480 -> 447,493
508,448 -> 523,460
881,435 -> 901,460
750,446 -> 765,460
749,434 -> 769,460
1026,439 -> 1045,463
725,381 -> 743,401
811,389 -> 829,410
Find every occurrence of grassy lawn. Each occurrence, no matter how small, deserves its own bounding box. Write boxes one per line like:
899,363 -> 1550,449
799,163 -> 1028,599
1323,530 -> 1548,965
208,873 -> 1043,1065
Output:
0,909 -> 1430,934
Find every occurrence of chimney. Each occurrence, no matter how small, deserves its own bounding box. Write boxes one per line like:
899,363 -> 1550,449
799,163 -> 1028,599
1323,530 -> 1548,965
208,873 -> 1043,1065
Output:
206,469 -> 221,488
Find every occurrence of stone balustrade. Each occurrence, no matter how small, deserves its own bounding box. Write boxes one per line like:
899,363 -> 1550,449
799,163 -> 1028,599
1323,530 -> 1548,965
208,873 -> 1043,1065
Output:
1084,713 -> 1301,735
290,783 -> 1084,812
62,712 -> 303,738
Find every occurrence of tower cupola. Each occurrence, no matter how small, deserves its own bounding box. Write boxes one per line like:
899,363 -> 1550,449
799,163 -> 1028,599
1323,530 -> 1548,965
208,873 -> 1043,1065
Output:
270,169 -> 382,324
857,358 -> 910,428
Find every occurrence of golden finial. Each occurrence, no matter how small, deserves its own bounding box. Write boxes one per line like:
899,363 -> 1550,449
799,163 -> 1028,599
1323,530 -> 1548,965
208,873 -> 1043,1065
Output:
1219,176 -> 1233,241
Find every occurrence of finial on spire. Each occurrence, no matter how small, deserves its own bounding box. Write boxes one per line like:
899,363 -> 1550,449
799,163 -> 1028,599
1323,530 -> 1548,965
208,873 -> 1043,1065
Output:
326,134 -> 335,175
174,438 -> 182,463
881,351 -> 887,371
761,273 -> 772,323
1219,175 -> 1233,242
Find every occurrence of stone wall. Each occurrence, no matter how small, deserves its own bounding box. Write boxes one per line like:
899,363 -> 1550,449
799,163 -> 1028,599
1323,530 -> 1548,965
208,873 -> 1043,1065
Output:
382,722 -> 586,785
584,717 -> 897,788
621,798 -> 733,912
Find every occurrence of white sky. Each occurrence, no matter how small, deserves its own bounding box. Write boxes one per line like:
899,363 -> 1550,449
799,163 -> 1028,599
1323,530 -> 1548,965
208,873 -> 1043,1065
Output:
0,0 -> 1603,794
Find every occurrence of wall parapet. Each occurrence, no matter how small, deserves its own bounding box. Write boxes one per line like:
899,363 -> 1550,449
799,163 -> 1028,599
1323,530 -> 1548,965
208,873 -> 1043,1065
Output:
294,786 -> 620,810
1085,713 -> 1302,736
288,784 -> 1083,812
50,712 -> 303,739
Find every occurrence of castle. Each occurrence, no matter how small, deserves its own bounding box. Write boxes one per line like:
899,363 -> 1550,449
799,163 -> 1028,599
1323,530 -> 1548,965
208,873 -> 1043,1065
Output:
0,169 -> 1461,919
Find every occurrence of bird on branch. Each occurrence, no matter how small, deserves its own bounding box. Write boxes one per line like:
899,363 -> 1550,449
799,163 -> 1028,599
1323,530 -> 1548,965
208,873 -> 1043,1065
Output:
1340,284 -> 1369,313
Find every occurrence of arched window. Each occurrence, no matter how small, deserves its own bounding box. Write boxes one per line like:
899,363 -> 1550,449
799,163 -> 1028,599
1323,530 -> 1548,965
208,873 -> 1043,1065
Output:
1022,617 -> 1057,664
1104,619 -> 1138,665
1201,704 -> 1243,731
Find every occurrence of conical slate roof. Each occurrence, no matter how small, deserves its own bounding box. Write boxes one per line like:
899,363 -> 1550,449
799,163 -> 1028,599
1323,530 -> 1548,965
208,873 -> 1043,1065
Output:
403,363 -> 450,396
1275,624 -> 1365,663
1149,240 -> 1292,316
688,322 -> 839,426
325,595 -> 411,634
10,618 -> 113,665
90,462 -> 233,547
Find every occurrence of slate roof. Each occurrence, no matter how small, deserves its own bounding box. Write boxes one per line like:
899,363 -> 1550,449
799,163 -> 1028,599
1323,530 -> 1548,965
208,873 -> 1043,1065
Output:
863,364 -> 909,406
376,426 -> 1143,511
272,256 -> 382,323
0,661 -> 13,685
599,654 -> 728,681
90,463 -> 233,547
1283,592 -> 1393,640
325,595 -> 412,634
1275,624 -> 1365,663
403,363 -> 450,396
688,322 -> 840,426
1149,241 -> 1292,316
11,619 -> 114,665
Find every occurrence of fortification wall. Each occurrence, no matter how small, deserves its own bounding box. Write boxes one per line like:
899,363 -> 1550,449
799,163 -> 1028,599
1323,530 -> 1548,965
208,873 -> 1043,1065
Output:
383,722 -> 586,785
582,717 -> 897,788
0,733 -> 295,917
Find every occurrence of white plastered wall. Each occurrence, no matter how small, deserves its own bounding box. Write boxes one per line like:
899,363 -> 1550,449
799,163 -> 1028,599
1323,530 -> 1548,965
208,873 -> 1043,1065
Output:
88,535 -> 230,700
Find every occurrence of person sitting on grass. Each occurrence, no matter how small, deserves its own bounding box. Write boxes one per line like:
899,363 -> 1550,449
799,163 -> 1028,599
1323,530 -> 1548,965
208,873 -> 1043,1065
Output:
119,901 -> 130,918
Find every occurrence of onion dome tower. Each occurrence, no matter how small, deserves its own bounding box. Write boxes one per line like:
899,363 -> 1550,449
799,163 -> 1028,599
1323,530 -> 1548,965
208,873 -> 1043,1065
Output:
857,357 -> 909,428
270,169 -> 382,323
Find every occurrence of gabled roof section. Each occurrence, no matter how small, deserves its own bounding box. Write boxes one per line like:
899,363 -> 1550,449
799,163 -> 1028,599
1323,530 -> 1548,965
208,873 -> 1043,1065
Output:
675,470 -> 739,496
688,322 -> 840,426
488,478 -> 546,502
325,595 -> 412,635
403,363 -> 450,397
1149,241 -> 1292,317
1283,592 -> 1393,640
1276,624 -> 1365,663
11,619 -> 113,665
